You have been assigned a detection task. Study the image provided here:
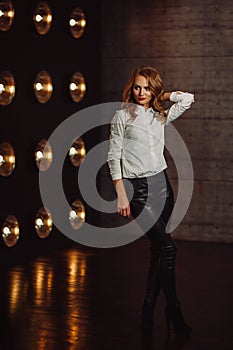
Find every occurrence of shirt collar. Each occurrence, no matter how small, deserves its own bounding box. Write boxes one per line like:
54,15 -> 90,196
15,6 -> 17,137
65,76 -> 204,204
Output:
135,104 -> 154,114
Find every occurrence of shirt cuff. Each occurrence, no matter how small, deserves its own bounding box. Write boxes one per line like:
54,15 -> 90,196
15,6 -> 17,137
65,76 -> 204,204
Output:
111,174 -> 122,181
107,158 -> 122,180
170,91 -> 181,102
170,91 -> 195,104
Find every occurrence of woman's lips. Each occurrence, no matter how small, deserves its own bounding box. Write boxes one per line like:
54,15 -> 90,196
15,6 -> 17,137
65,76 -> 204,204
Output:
138,97 -> 146,101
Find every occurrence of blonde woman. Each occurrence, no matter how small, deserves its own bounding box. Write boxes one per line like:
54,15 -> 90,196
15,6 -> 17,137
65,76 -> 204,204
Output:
107,66 -> 194,334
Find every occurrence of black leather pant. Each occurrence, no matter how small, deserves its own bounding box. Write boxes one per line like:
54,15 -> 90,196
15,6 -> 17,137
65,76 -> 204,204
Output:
125,170 -> 178,308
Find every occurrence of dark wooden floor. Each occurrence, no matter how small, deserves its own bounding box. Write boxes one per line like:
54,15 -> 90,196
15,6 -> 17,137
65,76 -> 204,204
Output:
0,238 -> 233,350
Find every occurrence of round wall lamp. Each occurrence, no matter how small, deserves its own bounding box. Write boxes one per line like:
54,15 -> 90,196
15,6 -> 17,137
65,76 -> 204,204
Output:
34,139 -> 52,171
69,199 -> 85,230
0,0 -> 15,31
35,206 -> 53,239
0,141 -> 15,176
69,7 -> 86,39
33,1 -> 52,35
1,214 -> 20,247
33,70 -> 53,104
69,72 -> 86,103
69,138 -> 86,167
0,70 -> 15,106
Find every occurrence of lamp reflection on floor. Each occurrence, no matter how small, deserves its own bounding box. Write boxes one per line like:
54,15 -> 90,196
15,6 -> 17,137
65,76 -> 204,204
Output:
8,269 -> 23,317
33,261 -> 54,306
65,252 -> 88,349
2,248 -> 89,349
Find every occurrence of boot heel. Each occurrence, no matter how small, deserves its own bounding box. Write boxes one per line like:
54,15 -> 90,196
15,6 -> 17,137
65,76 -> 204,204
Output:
164,303 -> 192,335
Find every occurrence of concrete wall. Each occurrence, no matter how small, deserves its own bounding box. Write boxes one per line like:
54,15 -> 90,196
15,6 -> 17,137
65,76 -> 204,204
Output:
100,0 -> 233,242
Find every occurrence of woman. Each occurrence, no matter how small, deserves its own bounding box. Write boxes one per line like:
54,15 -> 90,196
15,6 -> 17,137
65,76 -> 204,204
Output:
107,66 -> 194,334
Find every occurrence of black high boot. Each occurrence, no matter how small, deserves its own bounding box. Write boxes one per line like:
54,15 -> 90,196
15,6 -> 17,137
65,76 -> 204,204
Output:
141,244 -> 161,333
164,302 -> 192,335
159,239 -> 192,335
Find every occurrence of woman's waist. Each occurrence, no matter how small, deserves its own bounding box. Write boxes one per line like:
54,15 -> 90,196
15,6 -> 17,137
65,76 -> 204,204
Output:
123,168 -> 167,181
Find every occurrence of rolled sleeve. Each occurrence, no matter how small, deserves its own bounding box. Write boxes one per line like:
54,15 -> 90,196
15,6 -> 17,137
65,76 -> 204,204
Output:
107,159 -> 122,180
166,91 -> 195,124
107,110 -> 126,180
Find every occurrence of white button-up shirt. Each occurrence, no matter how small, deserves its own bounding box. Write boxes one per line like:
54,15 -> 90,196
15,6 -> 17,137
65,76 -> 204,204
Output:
107,91 -> 195,180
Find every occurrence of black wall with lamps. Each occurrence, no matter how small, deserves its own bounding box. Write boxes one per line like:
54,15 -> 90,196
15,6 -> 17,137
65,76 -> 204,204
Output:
0,0 -> 101,267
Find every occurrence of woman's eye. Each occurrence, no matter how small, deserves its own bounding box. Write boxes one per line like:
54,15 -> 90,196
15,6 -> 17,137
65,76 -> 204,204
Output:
134,86 -> 140,90
145,87 -> 150,91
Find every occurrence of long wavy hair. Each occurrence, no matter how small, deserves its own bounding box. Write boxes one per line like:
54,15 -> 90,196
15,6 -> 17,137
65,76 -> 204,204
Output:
122,66 -> 167,122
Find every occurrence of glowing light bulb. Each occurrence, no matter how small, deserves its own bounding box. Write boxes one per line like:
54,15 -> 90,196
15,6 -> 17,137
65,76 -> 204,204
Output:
80,147 -> 86,156
69,18 -> 76,27
8,156 -> 15,163
80,19 -> 86,27
35,14 -> 43,22
36,151 -> 43,159
36,218 -> 43,226
80,83 -> 86,92
47,218 -> 52,226
47,83 -> 53,92
9,85 -> 15,94
69,147 -> 77,156
34,207 -> 53,239
8,10 -> 14,18
80,212 -> 85,220
69,82 -> 77,91
69,210 -> 77,219
0,83 -> 5,94
0,71 -> 15,105
3,226 -> 10,235
0,142 -> 15,175
47,14 -> 52,22
36,82 -> 43,91
47,152 -> 52,160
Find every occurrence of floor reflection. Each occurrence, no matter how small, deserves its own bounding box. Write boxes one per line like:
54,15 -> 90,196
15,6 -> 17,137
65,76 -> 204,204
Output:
65,251 -> 88,349
1,249 -> 89,350
1,241 -> 232,350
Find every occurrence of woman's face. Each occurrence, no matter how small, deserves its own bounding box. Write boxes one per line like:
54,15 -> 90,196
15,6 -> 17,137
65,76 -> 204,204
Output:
132,75 -> 152,109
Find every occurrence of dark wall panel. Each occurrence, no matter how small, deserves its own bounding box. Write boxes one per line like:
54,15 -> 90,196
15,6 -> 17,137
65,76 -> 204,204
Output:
0,0 -> 101,266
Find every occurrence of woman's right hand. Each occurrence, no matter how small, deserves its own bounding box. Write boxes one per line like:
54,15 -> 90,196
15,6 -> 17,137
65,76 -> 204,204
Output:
113,179 -> 131,218
117,194 -> 131,218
